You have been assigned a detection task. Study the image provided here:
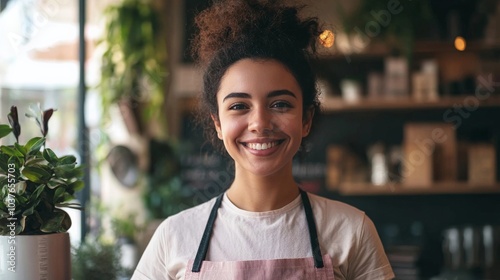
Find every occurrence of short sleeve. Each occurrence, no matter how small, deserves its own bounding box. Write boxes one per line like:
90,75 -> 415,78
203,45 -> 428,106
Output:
131,220 -> 173,280
347,215 -> 395,280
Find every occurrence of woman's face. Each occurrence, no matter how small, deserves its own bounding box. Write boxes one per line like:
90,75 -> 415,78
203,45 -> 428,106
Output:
213,58 -> 312,177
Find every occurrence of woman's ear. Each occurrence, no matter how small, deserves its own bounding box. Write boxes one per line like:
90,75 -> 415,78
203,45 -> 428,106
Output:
211,114 -> 222,139
302,107 -> 315,137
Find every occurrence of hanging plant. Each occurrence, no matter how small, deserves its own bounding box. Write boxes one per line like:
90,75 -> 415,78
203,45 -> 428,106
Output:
98,0 -> 168,133
338,0 -> 435,57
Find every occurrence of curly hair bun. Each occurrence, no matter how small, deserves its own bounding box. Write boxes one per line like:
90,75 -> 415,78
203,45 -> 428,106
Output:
192,0 -> 320,65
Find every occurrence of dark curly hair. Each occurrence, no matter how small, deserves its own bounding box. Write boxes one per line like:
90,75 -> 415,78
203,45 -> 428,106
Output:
192,0 -> 323,154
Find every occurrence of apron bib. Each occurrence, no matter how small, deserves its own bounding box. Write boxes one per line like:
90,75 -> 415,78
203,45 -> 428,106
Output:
184,189 -> 335,280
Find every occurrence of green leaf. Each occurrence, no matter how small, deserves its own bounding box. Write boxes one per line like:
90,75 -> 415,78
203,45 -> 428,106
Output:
54,164 -> 81,178
40,210 -> 69,233
47,180 -> 62,189
15,181 -> 26,195
58,155 -> 76,165
3,192 -> 15,206
14,142 -> 27,156
0,197 -> 7,210
41,212 -> 64,233
22,205 -> 35,216
60,210 -> 71,232
30,184 -> 45,201
48,177 -> 67,186
16,195 -> 27,205
0,125 -> 12,139
22,165 -> 52,183
68,180 -> 84,192
17,216 -> 26,234
43,148 -> 58,164
25,157 -> 47,167
60,193 -> 74,203
0,174 -> 6,184
0,153 -> 9,172
0,222 -> 10,235
1,146 -> 23,158
7,155 -> 21,170
25,137 -> 45,155
0,211 -> 9,219
54,187 -> 66,202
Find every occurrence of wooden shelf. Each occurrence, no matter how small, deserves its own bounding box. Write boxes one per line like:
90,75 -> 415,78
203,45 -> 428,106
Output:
321,95 -> 500,113
337,182 -> 500,196
413,40 -> 500,53
318,40 -> 500,60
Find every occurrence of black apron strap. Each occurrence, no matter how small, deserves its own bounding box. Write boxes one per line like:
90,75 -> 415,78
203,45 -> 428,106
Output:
300,189 -> 324,268
192,193 -> 224,272
192,189 -> 324,272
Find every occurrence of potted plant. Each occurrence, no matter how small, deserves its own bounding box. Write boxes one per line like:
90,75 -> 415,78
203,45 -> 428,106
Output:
72,236 -> 123,280
72,200 -> 126,280
0,105 -> 83,280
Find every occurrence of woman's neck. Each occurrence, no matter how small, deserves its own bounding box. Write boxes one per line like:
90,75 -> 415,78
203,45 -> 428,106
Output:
226,165 -> 300,212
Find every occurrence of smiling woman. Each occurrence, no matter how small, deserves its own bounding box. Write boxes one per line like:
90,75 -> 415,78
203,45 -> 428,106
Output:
214,59 -> 309,183
132,1 -> 395,280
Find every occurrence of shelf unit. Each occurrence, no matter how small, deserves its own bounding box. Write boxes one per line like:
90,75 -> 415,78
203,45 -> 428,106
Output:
315,38 -> 500,197
338,182 -> 500,196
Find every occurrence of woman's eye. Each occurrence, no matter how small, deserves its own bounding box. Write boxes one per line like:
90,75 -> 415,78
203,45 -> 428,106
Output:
271,101 -> 292,109
229,103 -> 247,110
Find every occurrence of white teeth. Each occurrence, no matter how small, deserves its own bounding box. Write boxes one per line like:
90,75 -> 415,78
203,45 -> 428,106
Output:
247,142 -> 277,150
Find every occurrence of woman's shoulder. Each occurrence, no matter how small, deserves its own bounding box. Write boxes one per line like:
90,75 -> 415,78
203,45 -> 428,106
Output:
308,193 -> 365,215
307,192 -> 368,229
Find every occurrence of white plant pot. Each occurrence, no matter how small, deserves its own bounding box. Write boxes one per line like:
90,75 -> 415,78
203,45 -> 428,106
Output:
0,232 -> 70,280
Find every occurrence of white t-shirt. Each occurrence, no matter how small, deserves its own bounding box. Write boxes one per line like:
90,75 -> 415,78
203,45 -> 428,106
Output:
132,192 -> 394,280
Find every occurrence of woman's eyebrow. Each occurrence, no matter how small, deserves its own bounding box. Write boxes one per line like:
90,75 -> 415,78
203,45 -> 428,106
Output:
223,92 -> 251,102
267,90 -> 297,99
222,90 -> 297,103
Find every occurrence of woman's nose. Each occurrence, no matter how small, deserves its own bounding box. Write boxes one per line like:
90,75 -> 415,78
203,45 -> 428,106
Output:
248,108 -> 273,133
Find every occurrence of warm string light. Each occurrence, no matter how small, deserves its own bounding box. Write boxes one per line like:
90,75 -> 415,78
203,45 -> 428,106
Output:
319,30 -> 335,48
454,36 -> 466,51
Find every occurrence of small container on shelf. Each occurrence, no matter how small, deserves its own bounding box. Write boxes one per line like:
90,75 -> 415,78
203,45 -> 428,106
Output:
385,56 -> 409,99
412,60 -> 439,102
367,142 -> 389,186
468,143 -> 496,186
402,123 -> 457,188
367,72 -> 385,100
340,79 -> 362,103
326,145 -> 344,191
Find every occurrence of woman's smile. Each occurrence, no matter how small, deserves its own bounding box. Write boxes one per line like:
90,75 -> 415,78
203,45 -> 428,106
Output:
243,140 -> 282,151
241,139 -> 286,157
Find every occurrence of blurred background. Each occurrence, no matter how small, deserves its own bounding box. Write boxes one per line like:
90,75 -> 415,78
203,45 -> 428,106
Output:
1,0 -> 500,279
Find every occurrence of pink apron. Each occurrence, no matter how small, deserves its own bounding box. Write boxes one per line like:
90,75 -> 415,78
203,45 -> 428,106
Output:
184,189 -> 335,279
